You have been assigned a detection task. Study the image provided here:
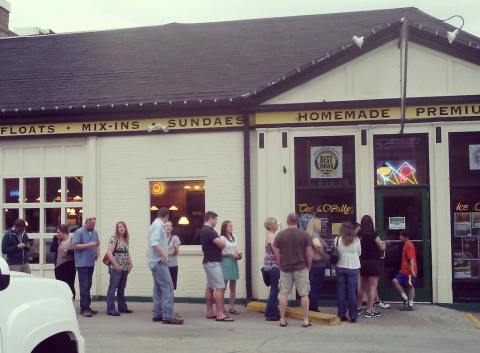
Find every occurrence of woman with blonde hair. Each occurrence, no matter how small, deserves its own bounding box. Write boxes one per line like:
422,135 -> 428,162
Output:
306,217 -> 328,312
335,221 -> 361,322
220,220 -> 242,315
106,221 -> 133,316
263,217 -> 280,321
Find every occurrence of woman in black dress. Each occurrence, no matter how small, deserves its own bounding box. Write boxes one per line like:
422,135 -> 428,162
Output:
50,224 -> 76,298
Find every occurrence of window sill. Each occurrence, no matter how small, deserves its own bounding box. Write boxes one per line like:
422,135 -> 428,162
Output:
179,245 -> 203,256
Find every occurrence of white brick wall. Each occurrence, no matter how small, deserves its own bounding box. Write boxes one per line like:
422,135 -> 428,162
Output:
96,131 -> 245,299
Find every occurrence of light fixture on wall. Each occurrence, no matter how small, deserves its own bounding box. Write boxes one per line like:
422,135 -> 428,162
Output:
352,35 -> 364,48
442,15 -> 464,44
184,185 -> 192,190
73,195 -> 83,201
150,205 -> 159,211
169,205 -> 178,211
178,216 -> 190,225
147,123 -> 170,133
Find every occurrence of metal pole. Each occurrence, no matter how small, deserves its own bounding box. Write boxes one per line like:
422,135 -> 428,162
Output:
400,18 -> 409,134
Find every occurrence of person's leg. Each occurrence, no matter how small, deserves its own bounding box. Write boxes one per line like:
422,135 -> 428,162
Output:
169,266 -> 178,290
151,266 -> 164,319
278,271 -> 293,326
86,267 -> 94,310
367,277 -> 379,312
392,274 -> 407,299
346,269 -> 359,321
77,267 -> 89,312
295,269 -> 311,325
107,268 -> 122,314
67,261 -> 76,299
265,267 -> 280,319
336,268 -> 347,319
229,280 -> 237,311
154,264 -> 174,320
205,288 -> 215,317
308,268 -> 319,311
214,287 -> 226,317
357,276 -> 367,310
117,271 -> 129,312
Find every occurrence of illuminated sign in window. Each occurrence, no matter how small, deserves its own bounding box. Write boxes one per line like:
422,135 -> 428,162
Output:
376,161 -> 419,186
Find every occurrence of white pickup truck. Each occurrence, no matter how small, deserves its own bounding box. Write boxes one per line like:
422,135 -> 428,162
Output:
0,258 -> 85,353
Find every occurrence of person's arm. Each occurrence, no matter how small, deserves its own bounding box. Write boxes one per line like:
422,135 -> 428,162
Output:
2,233 -> 21,254
150,224 -> 168,263
312,237 -> 324,256
273,245 -> 281,266
213,237 -> 226,249
410,258 -> 416,277
306,245 -> 313,271
153,245 -> 168,262
357,238 -> 362,257
408,244 -> 417,277
375,236 -> 386,251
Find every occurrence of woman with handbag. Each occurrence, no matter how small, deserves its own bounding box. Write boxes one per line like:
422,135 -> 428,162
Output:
263,217 -> 280,321
306,217 -> 328,312
356,215 -> 386,318
50,224 -> 76,299
220,220 -> 242,315
105,221 -> 133,316
335,221 -> 361,323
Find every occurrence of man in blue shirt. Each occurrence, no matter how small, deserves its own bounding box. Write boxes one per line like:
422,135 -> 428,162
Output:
148,207 -> 183,325
73,216 -> 100,317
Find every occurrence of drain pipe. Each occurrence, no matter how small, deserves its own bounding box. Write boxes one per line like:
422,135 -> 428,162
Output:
242,111 -> 253,301
399,18 -> 409,134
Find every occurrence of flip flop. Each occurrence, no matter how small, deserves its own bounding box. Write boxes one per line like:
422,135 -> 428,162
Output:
302,321 -> 312,328
216,316 -> 234,322
279,320 -> 288,327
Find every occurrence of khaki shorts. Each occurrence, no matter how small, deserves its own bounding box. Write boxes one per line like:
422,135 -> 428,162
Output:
203,262 -> 225,289
279,268 -> 310,297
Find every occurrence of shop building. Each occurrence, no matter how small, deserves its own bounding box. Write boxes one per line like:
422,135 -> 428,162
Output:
1,8 -> 479,304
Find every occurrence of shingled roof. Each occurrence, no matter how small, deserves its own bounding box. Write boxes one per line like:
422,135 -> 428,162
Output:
0,7 -> 479,113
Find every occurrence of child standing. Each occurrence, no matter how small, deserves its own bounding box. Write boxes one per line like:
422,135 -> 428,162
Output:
392,230 -> 417,311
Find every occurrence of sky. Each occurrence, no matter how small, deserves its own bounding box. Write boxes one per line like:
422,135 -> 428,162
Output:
6,0 -> 480,38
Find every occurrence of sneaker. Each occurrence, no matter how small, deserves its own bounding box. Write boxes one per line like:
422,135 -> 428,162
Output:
107,311 -> 120,316
119,309 -> 133,314
400,305 -> 415,311
364,311 -> 382,318
89,308 -> 98,315
356,307 -> 366,315
152,316 -> 163,322
375,301 -> 391,309
80,309 -> 92,318
162,317 -> 184,325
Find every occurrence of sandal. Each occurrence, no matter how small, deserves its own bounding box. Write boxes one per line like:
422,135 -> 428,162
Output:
279,320 -> 288,327
302,320 -> 312,328
228,308 -> 240,315
216,316 -> 234,322
206,315 -> 217,319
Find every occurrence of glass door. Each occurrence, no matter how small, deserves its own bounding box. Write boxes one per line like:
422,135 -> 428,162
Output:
375,188 -> 432,302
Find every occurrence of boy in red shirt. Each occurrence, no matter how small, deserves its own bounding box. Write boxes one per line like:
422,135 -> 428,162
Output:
392,231 -> 417,311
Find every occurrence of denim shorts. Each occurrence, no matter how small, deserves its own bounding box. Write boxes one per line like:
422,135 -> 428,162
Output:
203,262 -> 225,289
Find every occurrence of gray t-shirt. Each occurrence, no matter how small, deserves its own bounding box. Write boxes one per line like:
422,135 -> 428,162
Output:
147,218 -> 168,269
167,234 -> 181,267
72,227 -> 100,268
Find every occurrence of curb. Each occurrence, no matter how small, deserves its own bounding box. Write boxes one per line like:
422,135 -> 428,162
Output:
246,301 -> 340,326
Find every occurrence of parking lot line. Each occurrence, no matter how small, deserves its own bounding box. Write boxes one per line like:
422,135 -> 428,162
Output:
464,312 -> 480,329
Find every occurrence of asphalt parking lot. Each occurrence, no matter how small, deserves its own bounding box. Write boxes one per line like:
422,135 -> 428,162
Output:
78,302 -> 480,353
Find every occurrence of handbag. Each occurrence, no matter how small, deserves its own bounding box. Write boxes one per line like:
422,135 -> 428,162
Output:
102,239 -> 118,266
261,267 -> 271,287
330,237 -> 340,266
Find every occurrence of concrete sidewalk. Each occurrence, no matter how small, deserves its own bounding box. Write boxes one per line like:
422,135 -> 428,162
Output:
78,302 -> 479,353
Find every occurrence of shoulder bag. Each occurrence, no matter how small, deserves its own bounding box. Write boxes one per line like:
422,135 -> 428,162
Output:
102,239 -> 118,266
330,237 -> 340,265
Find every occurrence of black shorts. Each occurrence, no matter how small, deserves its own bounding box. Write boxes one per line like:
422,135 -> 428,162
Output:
360,260 -> 381,277
169,266 -> 178,290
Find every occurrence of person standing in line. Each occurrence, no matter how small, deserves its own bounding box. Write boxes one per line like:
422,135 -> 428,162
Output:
1,219 -> 31,273
72,216 -> 100,317
273,213 -> 313,328
106,221 -> 133,316
220,220 -> 242,315
165,221 -> 181,290
306,217 -> 328,312
263,217 -> 280,321
50,224 -> 76,298
200,211 -> 233,322
335,221 -> 361,323
356,215 -> 386,318
392,230 -> 417,311
148,207 -> 183,324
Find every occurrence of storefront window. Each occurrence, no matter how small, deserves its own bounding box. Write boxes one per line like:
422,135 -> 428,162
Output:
150,180 -> 205,245
66,207 -> 83,232
4,178 -> 19,203
3,208 -> 19,230
45,177 -> 61,202
45,208 -> 61,233
374,135 -> 429,187
24,178 -> 40,203
66,176 -> 83,202
27,239 -> 40,264
24,208 -> 40,233
44,238 -> 56,264
449,132 -> 480,293
295,136 -> 356,281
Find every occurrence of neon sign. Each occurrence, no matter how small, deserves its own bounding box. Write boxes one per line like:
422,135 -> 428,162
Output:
376,161 -> 419,185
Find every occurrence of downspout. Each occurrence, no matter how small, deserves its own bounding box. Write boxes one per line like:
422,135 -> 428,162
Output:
399,18 -> 409,134
242,111 -> 253,301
